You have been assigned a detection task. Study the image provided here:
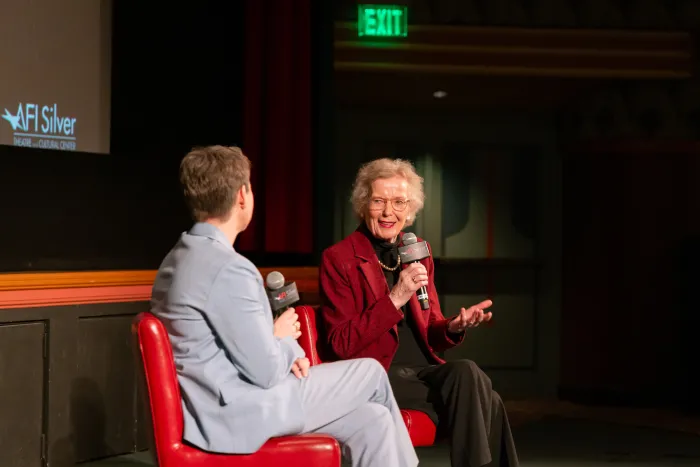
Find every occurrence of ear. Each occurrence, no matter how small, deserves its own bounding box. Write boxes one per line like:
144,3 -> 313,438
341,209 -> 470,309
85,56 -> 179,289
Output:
236,185 -> 247,208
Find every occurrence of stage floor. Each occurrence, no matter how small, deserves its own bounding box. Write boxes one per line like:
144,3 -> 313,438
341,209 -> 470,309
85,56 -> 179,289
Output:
84,414 -> 700,467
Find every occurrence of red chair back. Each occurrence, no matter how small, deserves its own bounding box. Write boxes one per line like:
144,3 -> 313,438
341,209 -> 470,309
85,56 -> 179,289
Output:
133,312 -> 198,466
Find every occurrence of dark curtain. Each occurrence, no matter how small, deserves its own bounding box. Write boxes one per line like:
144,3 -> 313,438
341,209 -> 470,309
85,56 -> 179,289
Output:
560,143 -> 696,408
238,0 -> 313,254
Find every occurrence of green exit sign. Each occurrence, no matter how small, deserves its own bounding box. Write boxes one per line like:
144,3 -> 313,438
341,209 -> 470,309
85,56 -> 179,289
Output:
358,5 -> 408,38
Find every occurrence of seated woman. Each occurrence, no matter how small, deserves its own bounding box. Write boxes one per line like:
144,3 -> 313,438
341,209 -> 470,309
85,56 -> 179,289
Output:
318,158 -> 519,467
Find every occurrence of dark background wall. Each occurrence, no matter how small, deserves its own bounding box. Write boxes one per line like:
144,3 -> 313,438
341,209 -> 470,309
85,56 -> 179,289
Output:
332,0 -> 700,411
561,144 -> 700,413
0,3 -> 698,467
0,1 -> 337,273
0,3 -> 245,272
0,5 -> 246,466
0,3 -> 335,467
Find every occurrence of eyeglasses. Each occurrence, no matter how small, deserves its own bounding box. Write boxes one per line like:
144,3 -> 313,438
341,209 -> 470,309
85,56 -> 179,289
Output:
369,198 -> 410,212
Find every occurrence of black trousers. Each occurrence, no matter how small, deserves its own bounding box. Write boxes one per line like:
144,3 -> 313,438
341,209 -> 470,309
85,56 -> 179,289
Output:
388,360 -> 520,467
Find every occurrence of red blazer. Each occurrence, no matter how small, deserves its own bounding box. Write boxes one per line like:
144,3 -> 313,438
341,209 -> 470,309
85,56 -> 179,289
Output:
318,229 -> 464,371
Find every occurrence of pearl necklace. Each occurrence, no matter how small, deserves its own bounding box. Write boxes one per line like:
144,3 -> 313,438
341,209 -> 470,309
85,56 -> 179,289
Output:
378,254 -> 401,271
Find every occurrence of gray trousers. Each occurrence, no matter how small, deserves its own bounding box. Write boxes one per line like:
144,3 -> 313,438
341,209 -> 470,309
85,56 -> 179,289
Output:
299,358 -> 418,467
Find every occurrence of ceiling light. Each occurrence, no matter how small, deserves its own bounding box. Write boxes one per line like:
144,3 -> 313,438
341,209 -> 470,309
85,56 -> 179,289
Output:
433,90 -> 448,99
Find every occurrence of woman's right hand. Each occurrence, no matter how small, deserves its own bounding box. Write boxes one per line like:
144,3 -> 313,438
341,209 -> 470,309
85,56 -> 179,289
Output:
273,308 -> 302,339
389,262 -> 429,309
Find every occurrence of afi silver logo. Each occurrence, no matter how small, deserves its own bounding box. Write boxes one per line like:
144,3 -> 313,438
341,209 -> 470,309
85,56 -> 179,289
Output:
2,103 -> 78,151
2,103 -> 76,136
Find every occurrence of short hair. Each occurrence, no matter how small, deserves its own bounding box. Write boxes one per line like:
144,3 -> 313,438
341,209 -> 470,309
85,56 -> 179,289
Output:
350,158 -> 425,226
179,145 -> 251,222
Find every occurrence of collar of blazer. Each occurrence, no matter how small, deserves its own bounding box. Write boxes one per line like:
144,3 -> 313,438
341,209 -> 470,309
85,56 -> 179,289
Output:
188,222 -> 234,250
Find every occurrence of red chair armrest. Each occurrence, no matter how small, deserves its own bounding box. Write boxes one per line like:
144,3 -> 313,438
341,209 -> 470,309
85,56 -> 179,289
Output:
401,409 -> 436,447
296,305 -> 323,366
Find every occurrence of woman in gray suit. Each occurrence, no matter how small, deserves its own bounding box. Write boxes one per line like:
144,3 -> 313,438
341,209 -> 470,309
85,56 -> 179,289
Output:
151,145 -> 418,467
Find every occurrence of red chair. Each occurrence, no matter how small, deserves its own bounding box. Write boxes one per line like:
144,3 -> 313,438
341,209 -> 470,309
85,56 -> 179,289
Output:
296,305 -> 437,447
132,312 -> 341,467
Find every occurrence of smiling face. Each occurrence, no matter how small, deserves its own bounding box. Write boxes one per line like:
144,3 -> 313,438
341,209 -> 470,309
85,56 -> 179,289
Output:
364,176 -> 410,242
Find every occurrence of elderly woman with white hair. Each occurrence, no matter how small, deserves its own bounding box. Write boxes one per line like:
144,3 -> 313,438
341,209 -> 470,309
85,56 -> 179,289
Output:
318,158 -> 519,467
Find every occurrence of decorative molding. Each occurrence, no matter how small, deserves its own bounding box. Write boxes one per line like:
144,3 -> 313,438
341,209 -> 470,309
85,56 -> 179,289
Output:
0,268 -> 319,291
336,22 -> 691,49
334,22 -> 693,78
336,0 -> 700,31
0,268 -> 320,309
0,270 -> 158,291
0,285 -> 153,310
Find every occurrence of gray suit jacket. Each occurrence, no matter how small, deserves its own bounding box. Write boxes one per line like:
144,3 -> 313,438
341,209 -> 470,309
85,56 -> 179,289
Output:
151,222 -> 306,454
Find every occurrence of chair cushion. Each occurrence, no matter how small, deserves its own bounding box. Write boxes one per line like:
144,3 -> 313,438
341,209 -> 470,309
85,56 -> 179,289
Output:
157,435 -> 341,467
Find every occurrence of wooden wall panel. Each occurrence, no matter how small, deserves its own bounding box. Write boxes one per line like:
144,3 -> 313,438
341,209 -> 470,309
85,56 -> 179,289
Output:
0,322 -> 46,467
0,267 -> 319,467
135,385 -> 151,452
0,302 -> 148,467
74,315 -> 138,462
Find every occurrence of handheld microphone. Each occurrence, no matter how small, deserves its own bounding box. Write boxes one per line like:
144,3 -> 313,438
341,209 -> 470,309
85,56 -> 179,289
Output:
398,232 -> 431,310
265,271 -> 300,318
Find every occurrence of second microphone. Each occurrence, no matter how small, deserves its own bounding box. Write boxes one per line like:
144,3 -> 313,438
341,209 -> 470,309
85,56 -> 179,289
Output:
398,232 -> 431,310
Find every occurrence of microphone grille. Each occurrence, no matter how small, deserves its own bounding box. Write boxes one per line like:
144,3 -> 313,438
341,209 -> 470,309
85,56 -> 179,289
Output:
265,271 -> 285,290
402,232 -> 418,245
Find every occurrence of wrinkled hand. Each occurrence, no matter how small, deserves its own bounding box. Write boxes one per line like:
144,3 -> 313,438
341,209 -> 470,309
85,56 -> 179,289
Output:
291,357 -> 310,379
389,263 -> 429,309
447,300 -> 493,334
273,308 -> 301,340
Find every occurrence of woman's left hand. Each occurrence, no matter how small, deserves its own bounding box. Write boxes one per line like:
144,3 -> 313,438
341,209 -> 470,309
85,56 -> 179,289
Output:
448,300 -> 493,333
